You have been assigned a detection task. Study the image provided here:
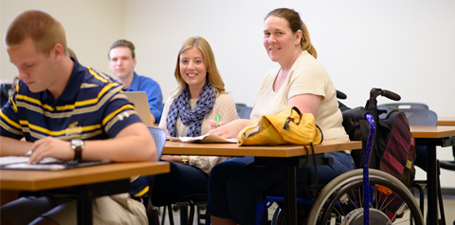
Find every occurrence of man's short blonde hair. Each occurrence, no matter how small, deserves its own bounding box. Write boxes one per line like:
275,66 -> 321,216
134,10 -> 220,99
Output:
5,10 -> 67,55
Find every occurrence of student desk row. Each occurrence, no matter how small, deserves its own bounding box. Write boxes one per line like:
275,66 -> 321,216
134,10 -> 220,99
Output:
0,161 -> 170,225
410,125 -> 455,225
0,142 -> 359,225
163,125 -> 455,225
163,140 -> 362,225
3,123 -> 453,225
437,117 -> 455,126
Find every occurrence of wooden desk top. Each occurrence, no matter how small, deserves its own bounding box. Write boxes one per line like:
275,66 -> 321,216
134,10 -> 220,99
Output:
410,126 -> 455,139
437,117 -> 455,126
163,140 -> 361,158
0,161 -> 170,191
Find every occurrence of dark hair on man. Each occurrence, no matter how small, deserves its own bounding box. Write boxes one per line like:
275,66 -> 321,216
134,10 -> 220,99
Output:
108,39 -> 135,59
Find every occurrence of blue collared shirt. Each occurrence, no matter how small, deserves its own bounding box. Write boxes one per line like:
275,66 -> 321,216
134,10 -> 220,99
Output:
124,72 -> 163,122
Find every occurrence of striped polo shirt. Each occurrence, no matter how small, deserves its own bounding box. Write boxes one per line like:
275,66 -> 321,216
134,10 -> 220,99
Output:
0,58 -> 143,142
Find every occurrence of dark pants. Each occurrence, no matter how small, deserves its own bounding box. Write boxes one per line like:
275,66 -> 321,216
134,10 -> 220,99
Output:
207,152 -> 355,225
151,161 -> 209,206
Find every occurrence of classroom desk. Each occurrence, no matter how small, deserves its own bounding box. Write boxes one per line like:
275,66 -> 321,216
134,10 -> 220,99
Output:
163,140 -> 361,225
437,117 -> 455,126
410,126 -> 455,225
0,161 -> 170,225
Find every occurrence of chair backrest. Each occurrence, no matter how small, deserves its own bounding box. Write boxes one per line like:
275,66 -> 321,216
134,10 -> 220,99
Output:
399,108 -> 437,126
148,126 -> 167,159
235,103 -> 253,119
143,127 -> 168,224
1,83 -> 12,108
380,102 -> 429,110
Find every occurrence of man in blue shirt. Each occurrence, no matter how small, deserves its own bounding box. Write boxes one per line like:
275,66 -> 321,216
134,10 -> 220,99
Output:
108,40 -> 164,124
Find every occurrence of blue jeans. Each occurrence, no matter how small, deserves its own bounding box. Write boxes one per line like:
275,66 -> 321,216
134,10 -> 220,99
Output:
206,152 -> 355,225
150,161 -> 209,206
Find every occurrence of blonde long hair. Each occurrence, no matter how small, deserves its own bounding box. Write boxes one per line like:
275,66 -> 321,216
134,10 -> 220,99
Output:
173,36 -> 226,98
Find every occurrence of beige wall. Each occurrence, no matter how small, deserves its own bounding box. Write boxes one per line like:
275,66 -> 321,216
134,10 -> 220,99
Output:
0,0 -> 125,83
125,0 -> 455,188
1,0 -> 455,188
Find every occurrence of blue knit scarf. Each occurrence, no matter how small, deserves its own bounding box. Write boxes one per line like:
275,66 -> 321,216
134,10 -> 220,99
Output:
166,81 -> 216,137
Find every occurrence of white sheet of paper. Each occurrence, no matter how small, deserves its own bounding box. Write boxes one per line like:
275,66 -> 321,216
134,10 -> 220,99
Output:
168,134 -> 236,143
0,156 -> 61,166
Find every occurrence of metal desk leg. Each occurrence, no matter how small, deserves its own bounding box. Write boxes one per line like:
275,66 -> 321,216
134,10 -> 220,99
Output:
180,205 -> 189,225
77,191 -> 93,225
426,144 -> 438,225
284,166 -> 297,225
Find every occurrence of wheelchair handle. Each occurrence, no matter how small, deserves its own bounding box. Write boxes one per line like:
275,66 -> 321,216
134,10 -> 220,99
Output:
336,90 -> 347,100
370,88 -> 401,101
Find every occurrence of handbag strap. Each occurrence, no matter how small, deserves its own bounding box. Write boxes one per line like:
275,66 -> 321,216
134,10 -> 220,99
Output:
300,143 -> 320,197
283,106 -> 302,130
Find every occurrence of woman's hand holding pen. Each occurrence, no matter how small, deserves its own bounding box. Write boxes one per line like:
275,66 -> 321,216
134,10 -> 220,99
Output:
209,115 -> 224,131
208,119 -> 252,139
208,120 -> 226,131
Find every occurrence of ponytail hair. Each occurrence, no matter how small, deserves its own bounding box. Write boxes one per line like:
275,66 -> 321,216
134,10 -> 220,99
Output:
266,8 -> 318,58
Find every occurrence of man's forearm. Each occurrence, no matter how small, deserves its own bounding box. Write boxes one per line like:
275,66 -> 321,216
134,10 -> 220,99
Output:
0,136 -> 32,156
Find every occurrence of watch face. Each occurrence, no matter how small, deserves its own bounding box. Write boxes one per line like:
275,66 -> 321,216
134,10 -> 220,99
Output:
71,139 -> 84,149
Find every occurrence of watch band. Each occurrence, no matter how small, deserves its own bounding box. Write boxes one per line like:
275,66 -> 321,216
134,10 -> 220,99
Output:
71,139 -> 84,162
74,148 -> 82,162
181,155 -> 189,165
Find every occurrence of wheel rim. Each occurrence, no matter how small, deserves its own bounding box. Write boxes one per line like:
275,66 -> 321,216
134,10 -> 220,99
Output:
316,174 -> 423,225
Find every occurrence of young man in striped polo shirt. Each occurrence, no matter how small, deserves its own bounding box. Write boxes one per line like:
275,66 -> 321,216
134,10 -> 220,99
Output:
0,10 -> 157,225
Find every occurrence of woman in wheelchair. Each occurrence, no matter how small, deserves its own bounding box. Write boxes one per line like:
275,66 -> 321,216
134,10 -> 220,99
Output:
206,8 -> 355,225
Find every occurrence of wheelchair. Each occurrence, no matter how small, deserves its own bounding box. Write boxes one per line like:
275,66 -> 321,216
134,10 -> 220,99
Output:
260,88 -> 424,225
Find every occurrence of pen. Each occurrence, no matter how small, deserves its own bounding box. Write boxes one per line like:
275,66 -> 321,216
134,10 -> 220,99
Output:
25,150 -> 33,156
216,115 -> 220,128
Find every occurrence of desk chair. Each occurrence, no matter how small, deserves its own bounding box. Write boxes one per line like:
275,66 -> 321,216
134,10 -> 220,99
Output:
399,108 -> 448,225
0,83 -> 12,108
439,151 -> 455,171
143,126 -> 167,225
161,194 -> 207,225
235,103 -> 253,119
379,102 -> 429,110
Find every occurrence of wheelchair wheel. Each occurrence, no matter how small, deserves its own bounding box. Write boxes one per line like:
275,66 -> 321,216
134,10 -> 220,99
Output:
306,168 -> 423,225
271,206 -> 283,225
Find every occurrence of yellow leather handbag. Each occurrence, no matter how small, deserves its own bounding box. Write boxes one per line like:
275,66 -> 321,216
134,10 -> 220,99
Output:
237,107 -> 323,146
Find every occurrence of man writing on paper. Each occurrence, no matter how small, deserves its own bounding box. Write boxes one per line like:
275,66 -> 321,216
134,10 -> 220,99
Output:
0,10 -> 156,225
108,39 -> 164,124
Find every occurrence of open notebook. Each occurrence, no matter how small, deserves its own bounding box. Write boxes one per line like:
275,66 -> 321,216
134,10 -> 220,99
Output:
0,156 -> 111,171
124,91 -> 154,126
